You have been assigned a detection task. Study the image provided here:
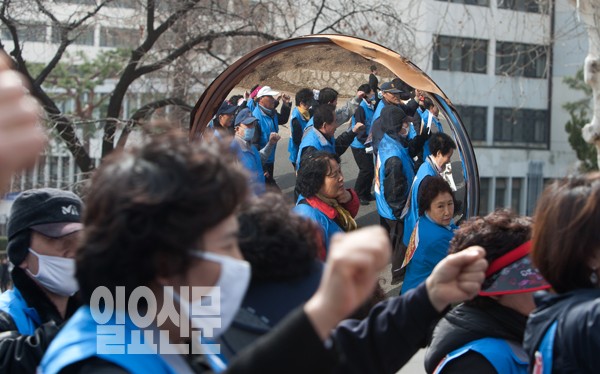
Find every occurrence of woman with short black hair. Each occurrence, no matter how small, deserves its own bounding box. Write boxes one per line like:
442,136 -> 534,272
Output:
294,151 -> 359,256
401,176 -> 457,293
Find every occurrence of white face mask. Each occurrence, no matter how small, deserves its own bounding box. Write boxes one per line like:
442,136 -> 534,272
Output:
26,248 -> 79,296
166,251 -> 251,339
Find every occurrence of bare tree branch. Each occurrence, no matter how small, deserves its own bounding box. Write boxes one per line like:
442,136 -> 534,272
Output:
115,97 -> 193,148
311,0 -> 326,34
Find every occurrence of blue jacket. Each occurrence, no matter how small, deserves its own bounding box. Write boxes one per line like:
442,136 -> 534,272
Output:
374,134 -> 415,220
350,100 -> 375,149
288,107 -> 311,164
252,105 -> 279,164
293,196 -> 342,252
234,137 -> 266,195
401,214 -> 456,293
0,287 -> 41,335
402,158 -> 439,245
434,337 -> 528,374
41,306 -> 183,374
296,126 -> 335,170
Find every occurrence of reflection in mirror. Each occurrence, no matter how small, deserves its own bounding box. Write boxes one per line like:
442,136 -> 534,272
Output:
190,36 -> 478,226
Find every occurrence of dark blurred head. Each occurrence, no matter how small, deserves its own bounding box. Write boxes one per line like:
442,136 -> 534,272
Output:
532,173 -> 600,293
237,193 -> 319,282
76,131 -> 248,304
449,209 -> 532,262
295,88 -> 314,108
318,87 -> 339,106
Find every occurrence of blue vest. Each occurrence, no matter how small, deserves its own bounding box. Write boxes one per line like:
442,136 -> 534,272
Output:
293,196 -> 342,253
531,321 -> 558,374
0,287 -> 41,335
237,140 -> 266,195
402,159 -> 438,245
374,134 -> 415,220
246,99 -> 256,112
287,107 -> 311,164
350,100 -> 375,149
372,100 -> 385,123
252,106 -> 279,164
296,126 -> 335,170
40,305 -> 225,374
402,215 -> 456,293
434,338 -> 528,374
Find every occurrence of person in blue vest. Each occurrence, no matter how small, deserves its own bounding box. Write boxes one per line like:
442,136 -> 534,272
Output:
39,131 -> 405,374
315,87 -> 365,126
402,133 -> 456,248
426,209 -> 551,374
251,86 -> 291,189
294,151 -> 360,253
296,104 -> 365,170
374,105 -> 427,284
350,83 -> 377,205
232,108 -> 280,195
401,176 -> 457,293
0,188 -> 83,373
523,174 -> 600,373
207,101 -> 237,138
287,88 -> 315,168
420,97 -> 446,160
369,81 -> 421,156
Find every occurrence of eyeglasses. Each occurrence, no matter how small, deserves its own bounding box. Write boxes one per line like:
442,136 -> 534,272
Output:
326,169 -> 343,179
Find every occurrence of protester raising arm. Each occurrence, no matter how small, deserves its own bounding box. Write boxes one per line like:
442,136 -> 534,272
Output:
332,246 -> 487,374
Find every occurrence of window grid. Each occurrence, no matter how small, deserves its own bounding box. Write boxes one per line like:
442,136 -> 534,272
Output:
433,35 -> 488,74
455,105 -> 487,141
493,107 -> 548,146
496,42 -> 548,78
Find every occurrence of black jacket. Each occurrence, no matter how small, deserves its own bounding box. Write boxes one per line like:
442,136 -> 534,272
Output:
523,289 -> 600,373
0,267 -> 80,373
425,297 -> 527,373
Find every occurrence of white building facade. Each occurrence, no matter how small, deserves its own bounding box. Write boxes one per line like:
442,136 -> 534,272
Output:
400,0 -> 588,215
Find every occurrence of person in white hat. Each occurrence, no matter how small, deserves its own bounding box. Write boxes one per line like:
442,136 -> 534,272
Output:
251,86 -> 291,188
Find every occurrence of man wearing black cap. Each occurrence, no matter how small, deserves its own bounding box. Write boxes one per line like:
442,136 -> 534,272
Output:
369,81 -> 422,156
208,100 -> 238,137
0,188 -> 82,372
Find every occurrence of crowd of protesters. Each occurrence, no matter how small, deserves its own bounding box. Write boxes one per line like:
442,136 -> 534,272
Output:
0,50 -> 599,374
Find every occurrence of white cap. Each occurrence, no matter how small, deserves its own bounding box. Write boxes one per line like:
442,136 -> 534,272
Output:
257,86 -> 280,98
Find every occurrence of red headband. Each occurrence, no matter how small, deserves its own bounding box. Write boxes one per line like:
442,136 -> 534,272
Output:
485,240 -> 531,277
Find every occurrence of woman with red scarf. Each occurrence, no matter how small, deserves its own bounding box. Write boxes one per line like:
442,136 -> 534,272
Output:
294,151 -> 359,258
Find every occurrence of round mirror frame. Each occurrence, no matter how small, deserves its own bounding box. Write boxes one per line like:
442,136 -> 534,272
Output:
190,34 -> 480,218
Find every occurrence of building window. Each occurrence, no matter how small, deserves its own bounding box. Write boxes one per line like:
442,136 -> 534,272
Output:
436,0 -> 489,5
51,27 -> 95,46
99,27 -> 139,48
493,108 -> 548,146
496,42 -> 548,78
20,23 -> 47,42
498,0 -> 548,13
479,177 -> 490,215
433,35 -> 488,74
495,177 -> 507,209
456,105 -> 487,141
511,178 -> 522,213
